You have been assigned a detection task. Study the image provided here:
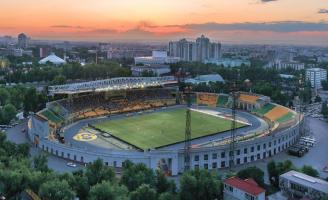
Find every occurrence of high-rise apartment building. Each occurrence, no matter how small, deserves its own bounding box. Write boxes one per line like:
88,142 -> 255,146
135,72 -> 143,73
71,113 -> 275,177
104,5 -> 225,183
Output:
168,35 -> 221,62
17,33 -> 28,49
306,68 -> 327,89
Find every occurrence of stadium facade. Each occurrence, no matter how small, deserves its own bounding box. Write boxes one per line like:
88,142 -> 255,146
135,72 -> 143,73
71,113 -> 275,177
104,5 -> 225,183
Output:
28,76 -> 302,176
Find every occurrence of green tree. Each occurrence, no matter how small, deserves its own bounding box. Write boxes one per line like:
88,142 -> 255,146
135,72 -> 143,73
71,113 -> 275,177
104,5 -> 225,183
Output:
179,169 -> 222,200
321,80 -> 328,90
130,184 -> 157,200
237,166 -> 265,187
85,159 -> 115,186
301,165 -> 319,177
268,160 -> 295,188
0,103 -> 17,124
89,181 -> 128,200
51,75 -> 67,85
155,170 -> 176,194
322,101 -> 328,118
0,88 -> 10,106
158,192 -> 178,200
121,162 -> 155,191
73,175 -> 90,200
39,179 -> 75,200
33,153 -> 50,172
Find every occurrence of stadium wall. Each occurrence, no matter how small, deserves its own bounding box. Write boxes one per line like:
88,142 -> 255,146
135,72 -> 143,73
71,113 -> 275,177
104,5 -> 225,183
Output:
28,114 -> 302,176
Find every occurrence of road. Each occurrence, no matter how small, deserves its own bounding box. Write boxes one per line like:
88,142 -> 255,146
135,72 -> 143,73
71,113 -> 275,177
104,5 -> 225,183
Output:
5,121 -> 83,173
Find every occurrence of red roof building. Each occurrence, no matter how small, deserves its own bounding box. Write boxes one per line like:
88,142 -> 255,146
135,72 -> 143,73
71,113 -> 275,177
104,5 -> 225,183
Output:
223,177 -> 266,200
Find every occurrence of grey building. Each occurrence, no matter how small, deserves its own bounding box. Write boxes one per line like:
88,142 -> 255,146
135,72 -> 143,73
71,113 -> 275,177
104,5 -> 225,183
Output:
306,68 -> 327,89
17,33 -> 28,49
279,170 -> 328,200
169,35 -> 221,62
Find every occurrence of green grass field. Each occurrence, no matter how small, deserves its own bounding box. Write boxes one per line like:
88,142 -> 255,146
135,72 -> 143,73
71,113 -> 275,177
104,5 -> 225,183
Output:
93,108 -> 246,150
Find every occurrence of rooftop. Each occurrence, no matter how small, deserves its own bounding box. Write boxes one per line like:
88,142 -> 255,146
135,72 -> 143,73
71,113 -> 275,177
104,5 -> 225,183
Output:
39,53 -> 66,65
306,68 -> 326,72
280,170 -> 328,194
224,177 -> 265,196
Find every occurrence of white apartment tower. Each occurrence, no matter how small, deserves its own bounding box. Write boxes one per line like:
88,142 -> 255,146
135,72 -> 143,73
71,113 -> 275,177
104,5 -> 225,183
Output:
17,33 -> 28,49
306,68 -> 327,89
169,35 -> 221,62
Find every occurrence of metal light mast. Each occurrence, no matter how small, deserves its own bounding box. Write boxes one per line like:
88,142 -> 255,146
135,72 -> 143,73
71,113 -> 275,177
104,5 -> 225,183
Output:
184,86 -> 192,171
299,74 -> 304,136
229,83 -> 238,169
229,70 -> 240,170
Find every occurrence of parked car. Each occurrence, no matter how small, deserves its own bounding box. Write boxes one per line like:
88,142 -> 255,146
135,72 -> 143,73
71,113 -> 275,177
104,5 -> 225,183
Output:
66,162 -> 77,168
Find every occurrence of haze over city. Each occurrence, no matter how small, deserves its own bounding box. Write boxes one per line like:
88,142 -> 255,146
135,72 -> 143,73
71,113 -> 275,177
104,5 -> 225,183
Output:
1,0 -> 328,45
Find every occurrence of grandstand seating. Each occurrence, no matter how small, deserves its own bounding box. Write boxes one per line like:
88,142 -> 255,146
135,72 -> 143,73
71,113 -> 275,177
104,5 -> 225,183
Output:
39,109 -> 64,125
253,103 -> 276,116
197,93 -> 218,107
56,88 -> 175,120
276,112 -> 295,123
264,106 -> 290,121
238,94 -> 259,104
217,95 -> 229,107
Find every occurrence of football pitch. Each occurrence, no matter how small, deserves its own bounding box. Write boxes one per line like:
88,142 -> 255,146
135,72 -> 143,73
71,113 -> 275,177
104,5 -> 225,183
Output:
93,108 -> 246,150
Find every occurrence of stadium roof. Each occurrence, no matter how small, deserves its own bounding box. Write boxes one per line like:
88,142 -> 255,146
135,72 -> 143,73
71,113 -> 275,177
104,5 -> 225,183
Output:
48,76 -> 177,95
39,53 -> 66,65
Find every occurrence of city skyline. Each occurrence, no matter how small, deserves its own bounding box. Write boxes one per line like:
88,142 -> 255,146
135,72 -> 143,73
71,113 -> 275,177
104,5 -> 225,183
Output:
1,0 -> 328,45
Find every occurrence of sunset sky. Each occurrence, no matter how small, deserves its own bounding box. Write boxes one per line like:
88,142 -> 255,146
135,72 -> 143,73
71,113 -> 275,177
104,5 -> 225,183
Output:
1,0 -> 328,45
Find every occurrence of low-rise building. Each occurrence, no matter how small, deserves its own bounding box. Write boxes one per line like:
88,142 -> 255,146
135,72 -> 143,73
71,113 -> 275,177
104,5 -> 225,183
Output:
223,176 -> 266,200
279,170 -> 328,200
184,74 -> 225,85
205,58 -> 250,67
134,50 -> 180,65
131,64 -> 171,76
267,60 -> 305,70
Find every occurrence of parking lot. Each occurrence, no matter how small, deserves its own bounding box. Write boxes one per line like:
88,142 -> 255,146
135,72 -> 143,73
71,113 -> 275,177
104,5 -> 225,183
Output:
228,117 -> 328,182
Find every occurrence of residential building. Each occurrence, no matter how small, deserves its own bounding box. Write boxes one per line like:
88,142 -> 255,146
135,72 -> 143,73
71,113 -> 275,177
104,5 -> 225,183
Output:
267,60 -> 305,70
17,33 -> 28,49
279,170 -> 328,200
205,58 -> 250,67
223,177 -> 265,200
134,50 -> 180,65
39,46 -> 51,58
306,68 -> 327,89
168,35 -> 221,62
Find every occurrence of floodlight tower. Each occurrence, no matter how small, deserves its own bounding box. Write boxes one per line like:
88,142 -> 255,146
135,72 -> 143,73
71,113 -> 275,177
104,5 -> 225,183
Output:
229,70 -> 240,170
184,86 -> 192,171
299,74 -> 304,136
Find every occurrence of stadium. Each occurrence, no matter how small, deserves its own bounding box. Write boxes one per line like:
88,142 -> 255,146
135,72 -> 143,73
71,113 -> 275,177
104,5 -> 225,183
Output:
27,76 -> 302,176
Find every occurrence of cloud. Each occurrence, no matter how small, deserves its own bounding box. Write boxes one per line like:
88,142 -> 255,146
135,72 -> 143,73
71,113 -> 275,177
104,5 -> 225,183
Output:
51,25 -> 85,29
261,0 -> 278,2
88,28 -> 117,34
318,9 -> 328,14
181,21 -> 328,32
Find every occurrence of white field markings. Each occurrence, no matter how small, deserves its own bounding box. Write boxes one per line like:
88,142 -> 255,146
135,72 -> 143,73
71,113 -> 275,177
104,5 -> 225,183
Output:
190,108 -> 251,126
